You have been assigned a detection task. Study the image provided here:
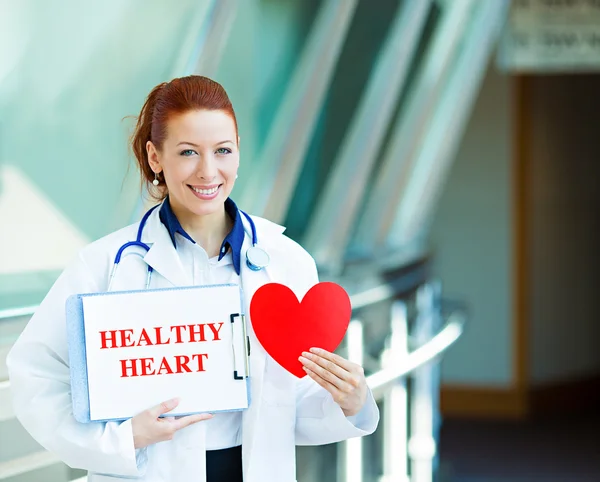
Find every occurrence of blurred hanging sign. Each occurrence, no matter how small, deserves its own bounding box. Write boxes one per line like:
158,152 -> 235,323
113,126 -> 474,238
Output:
498,0 -> 600,72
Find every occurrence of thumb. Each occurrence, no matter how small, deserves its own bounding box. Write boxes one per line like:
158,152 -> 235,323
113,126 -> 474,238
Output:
149,397 -> 180,418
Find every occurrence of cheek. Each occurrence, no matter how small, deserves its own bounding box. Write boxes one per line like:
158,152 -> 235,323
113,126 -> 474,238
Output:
162,159 -> 191,183
223,157 -> 240,180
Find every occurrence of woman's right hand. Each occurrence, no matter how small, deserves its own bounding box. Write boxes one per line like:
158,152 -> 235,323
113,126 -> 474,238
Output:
132,398 -> 213,449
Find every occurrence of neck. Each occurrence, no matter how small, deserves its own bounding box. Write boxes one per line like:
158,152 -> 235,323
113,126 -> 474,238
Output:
170,201 -> 232,257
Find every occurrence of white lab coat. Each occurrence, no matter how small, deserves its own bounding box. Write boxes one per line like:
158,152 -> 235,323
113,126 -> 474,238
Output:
7,207 -> 379,482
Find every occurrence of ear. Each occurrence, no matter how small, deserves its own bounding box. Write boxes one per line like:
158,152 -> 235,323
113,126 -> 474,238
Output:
146,141 -> 162,173
237,136 -> 241,148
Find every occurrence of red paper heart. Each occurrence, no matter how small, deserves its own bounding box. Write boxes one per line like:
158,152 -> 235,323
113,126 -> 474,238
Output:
250,282 -> 352,378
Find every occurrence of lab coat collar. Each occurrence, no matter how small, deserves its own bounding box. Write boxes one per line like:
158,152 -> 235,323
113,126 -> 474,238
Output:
140,203 -> 285,287
141,206 -> 190,287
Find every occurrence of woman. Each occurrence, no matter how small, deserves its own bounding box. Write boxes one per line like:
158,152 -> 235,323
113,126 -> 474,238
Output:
7,75 -> 379,482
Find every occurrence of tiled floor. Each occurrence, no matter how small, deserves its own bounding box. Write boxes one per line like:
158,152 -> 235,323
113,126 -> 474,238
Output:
438,413 -> 600,482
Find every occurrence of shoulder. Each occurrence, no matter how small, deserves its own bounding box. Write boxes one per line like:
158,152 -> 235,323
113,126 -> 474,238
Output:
249,215 -> 318,289
30,222 -> 142,310
249,215 -> 315,265
61,222 -> 141,290
79,222 -> 139,264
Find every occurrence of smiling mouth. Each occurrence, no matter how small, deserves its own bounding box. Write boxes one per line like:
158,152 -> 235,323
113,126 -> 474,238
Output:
189,185 -> 220,195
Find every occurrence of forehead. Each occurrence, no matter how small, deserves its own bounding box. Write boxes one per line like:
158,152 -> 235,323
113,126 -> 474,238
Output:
166,109 -> 237,143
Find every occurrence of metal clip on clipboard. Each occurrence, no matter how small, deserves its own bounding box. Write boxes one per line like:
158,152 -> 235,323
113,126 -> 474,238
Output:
230,313 -> 250,380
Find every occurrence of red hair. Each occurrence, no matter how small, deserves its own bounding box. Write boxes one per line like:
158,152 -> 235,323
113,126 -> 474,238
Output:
130,75 -> 238,200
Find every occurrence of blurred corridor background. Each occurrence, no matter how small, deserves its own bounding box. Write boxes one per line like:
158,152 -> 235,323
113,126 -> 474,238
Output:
1,0 -> 600,481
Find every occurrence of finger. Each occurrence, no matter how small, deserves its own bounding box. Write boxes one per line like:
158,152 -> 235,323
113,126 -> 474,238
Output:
301,351 -> 351,380
299,355 -> 355,392
303,367 -> 343,399
302,351 -> 362,388
173,412 -> 213,431
149,398 -> 180,418
309,348 -> 355,372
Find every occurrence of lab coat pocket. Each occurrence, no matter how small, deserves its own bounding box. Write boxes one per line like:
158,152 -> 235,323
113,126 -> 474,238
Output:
261,356 -> 295,406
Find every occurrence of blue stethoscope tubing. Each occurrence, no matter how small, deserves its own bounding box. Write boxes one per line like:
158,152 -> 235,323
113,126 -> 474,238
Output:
107,204 -> 268,291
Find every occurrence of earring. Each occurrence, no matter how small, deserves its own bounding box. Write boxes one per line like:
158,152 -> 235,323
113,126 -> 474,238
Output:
235,174 -> 238,179
152,173 -> 159,186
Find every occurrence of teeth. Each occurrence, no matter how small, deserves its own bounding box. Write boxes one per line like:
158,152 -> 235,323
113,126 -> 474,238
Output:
192,186 -> 219,195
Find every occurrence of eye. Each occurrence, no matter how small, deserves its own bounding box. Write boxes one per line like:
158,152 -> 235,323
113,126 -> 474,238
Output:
180,149 -> 197,157
216,147 -> 232,155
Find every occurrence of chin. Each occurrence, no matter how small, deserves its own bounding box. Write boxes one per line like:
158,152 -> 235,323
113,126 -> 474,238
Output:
187,202 -> 221,216
187,193 -> 227,216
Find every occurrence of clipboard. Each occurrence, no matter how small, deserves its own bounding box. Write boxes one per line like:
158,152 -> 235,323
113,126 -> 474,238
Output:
66,283 -> 251,423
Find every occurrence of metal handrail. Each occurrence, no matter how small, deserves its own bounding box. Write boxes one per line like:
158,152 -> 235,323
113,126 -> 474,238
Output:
0,305 -> 37,321
0,450 -> 61,480
368,312 -> 464,400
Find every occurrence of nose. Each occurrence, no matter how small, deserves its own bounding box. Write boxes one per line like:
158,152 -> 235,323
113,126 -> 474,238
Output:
195,154 -> 217,181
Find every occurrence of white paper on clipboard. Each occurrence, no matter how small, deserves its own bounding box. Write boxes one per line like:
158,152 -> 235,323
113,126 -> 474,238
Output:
66,283 -> 250,423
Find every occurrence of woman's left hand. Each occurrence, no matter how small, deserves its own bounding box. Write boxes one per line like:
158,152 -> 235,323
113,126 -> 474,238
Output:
299,347 -> 368,417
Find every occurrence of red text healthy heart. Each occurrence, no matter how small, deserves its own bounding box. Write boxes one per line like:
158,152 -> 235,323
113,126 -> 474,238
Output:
250,282 -> 352,378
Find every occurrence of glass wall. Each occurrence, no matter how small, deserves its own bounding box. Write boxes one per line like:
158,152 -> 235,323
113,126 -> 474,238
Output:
1,0 -> 505,317
0,0 -> 215,309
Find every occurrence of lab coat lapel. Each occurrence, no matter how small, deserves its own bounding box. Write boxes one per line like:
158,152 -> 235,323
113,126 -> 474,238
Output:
240,242 -> 270,475
141,208 -> 190,288
240,219 -> 287,478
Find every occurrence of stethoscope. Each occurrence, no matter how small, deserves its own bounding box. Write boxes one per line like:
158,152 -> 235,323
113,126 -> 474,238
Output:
107,204 -> 270,291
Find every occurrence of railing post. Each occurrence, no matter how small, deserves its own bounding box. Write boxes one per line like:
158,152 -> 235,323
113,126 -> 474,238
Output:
408,283 -> 441,482
338,320 -> 364,482
430,282 -> 443,476
379,300 -> 410,482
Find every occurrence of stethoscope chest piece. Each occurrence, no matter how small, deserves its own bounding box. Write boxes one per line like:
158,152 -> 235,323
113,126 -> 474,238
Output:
246,246 -> 270,271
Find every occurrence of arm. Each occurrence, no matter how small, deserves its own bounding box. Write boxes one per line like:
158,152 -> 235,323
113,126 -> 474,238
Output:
290,250 -> 379,445
295,372 -> 379,446
6,252 -> 147,476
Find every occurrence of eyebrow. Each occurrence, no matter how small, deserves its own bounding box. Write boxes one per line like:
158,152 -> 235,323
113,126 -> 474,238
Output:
177,140 -> 235,147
